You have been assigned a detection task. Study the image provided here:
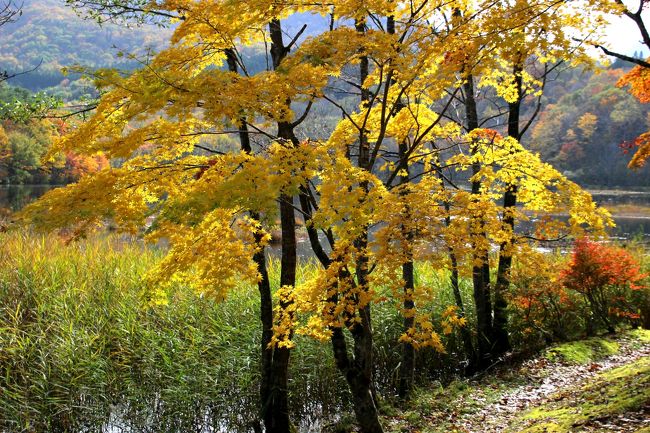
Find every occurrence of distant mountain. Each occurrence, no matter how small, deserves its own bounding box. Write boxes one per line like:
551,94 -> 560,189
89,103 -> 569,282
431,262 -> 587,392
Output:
0,0 -> 170,90
528,66 -> 650,187
0,1 -> 334,92
1,1 -> 648,187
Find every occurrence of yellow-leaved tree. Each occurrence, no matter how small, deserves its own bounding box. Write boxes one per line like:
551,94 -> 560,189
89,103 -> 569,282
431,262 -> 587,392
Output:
20,1 -> 614,432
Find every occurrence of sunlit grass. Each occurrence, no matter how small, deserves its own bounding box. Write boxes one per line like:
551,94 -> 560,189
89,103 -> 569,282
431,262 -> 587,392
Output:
2,230 -> 646,432
0,231 -> 359,432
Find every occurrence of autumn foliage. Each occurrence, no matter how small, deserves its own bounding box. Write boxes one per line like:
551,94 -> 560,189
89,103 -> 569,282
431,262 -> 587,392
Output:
10,0 -> 628,431
561,238 -> 647,333
509,240 -> 648,344
58,151 -> 110,183
508,251 -> 577,342
617,65 -> 650,168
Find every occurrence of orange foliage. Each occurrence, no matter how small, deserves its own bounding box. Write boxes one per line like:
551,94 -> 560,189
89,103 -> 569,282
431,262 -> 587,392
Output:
561,238 -> 646,326
469,128 -> 503,142
617,65 -> 650,168
562,238 -> 645,292
62,151 -> 109,180
617,65 -> 650,103
507,253 -> 578,342
625,131 -> 650,168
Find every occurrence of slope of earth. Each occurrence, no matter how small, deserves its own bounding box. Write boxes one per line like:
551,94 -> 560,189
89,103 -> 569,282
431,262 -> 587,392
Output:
383,329 -> 650,433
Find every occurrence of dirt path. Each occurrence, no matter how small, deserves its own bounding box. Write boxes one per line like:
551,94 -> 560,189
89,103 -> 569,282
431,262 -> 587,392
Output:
455,332 -> 650,433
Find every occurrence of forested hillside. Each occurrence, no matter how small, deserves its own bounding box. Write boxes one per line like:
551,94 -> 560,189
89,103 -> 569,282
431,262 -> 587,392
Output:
0,0 -> 170,90
2,1 -> 649,187
529,66 -> 650,187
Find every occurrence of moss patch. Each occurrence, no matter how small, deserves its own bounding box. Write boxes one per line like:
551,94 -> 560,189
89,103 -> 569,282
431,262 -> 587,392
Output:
512,356 -> 650,433
628,328 -> 650,344
545,338 -> 620,364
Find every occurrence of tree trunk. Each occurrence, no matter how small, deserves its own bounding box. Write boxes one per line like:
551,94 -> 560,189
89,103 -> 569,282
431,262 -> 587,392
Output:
269,190 -> 296,433
348,328 -> 385,433
330,18 -> 384,433
398,260 -> 416,399
493,62 -> 524,357
397,139 -> 415,400
386,16 -> 416,398
449,248 -> 477,374
330,324 -> 383,433
439,170 -> 477,373
464,75 -> 494,368
267,19 -> 299,433
225,48 -> 275,432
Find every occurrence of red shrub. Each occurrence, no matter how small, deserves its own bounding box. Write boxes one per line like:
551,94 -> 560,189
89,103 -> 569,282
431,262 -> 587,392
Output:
561,238 -> 647,333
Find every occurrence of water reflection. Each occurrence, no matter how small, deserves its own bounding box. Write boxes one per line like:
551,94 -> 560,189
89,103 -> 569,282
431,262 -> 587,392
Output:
590,189 -> 650,206
0,184 -> 57,212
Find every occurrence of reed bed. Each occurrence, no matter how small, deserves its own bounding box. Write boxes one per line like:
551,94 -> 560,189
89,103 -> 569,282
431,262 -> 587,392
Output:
9,231 -> 630,432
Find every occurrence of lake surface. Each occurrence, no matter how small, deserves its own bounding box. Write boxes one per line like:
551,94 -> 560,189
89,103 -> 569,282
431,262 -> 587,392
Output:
588,190 -> 650,243
0,184 -> 58,211
3,185 -> 650,244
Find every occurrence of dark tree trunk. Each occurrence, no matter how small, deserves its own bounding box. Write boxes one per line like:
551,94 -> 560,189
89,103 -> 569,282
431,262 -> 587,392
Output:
330,324 -> 384,433
493,63 -> 525,357
492,191 -> 514,355
464,75 -> 494,368
269,190 -> 296,433
267,19 -> 299,433
439,169 -> 477,373
299,144 -> 383,429
398,260 -> 416,398
255,237 -> 275,431
329,18 -> 384,433
225,48 -> 275,432
449,246 -> 477,374
386,16 -> 416,398
397,139 -> 415,400
349,321 -> 384,433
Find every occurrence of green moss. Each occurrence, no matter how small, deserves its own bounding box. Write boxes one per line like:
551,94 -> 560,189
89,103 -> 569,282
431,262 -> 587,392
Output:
545,337 -> 619,364
404,410 -> 421,425
512,356 -> 650,432
628,328 -> 650,344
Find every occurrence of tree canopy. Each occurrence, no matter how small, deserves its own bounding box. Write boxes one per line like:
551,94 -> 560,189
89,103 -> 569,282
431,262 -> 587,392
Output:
19,1 -> 619,432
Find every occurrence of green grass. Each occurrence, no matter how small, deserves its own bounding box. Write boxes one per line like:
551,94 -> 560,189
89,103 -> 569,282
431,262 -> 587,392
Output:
512,356 -> 650,433
0,231 -> 351,432
544,338 -> 620,365
1,229 -> 647,432
0,230 -> 479,432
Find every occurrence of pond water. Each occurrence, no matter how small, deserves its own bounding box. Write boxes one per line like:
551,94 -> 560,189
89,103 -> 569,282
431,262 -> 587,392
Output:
588,189 -> 650,206
583,190 -> 650,243
0,184 -> 58,211
3,185 -> 650,244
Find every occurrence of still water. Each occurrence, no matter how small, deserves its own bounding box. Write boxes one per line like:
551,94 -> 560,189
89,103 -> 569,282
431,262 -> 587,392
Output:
0,184 -> 56,211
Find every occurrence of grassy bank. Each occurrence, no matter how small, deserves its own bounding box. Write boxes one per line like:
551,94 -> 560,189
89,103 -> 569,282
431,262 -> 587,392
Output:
0,232 -> 335,432
1,231 -> 648,432
383,330 -> 650,433
0,231 -> 472,432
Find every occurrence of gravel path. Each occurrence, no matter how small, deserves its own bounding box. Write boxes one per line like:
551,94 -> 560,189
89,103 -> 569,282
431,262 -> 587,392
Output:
455,333 -> 650,433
